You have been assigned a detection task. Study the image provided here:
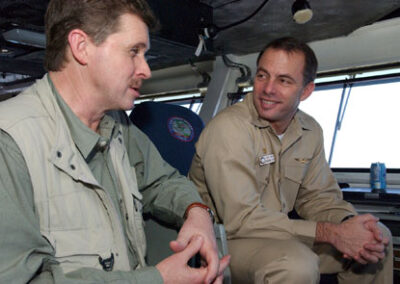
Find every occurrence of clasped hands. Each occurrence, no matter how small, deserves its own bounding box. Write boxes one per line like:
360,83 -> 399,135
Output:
333,214 -> 389,265
156,207 -> 230,284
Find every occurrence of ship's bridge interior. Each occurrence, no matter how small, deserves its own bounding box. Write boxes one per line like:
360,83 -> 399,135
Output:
1,1 -> 400,282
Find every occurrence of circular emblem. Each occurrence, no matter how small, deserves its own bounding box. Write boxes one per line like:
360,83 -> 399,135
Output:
167,116 -> 194,142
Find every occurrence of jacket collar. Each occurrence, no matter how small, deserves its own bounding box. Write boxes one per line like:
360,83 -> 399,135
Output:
245,92 -> 312,133
33,74 -> 102,187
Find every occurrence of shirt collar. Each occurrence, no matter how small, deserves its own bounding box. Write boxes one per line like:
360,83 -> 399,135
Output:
245,92 -> 312,132
48,76 -> 117,160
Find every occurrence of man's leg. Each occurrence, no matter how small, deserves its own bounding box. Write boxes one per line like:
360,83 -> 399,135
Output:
315,222 -> 393,284
228,238 -> 320,284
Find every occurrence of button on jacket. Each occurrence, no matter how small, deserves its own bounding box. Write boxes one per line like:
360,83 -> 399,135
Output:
189,93 -> 356,246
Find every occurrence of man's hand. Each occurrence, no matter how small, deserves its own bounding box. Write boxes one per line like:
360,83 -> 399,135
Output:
170,206 -> 230,283
359,218 -> 390,263
316,214 -> 388,265
156,235 -> 208,284
364,218 -> 390,246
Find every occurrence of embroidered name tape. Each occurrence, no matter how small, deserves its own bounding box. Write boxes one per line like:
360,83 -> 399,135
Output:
259,154 -> 275,166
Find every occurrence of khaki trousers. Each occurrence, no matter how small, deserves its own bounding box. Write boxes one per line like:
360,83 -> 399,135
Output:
228,224 -> 393,284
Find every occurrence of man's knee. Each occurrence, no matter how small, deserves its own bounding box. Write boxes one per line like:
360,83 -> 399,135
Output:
379,222 -> 392,242
277,243 -> 319,282
254,258 -> 320,284
250,240 -> 320,284
379,222 -> 393,261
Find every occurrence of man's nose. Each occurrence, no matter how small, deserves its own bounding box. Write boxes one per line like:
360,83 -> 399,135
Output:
137,56 -> 152,79
263,78 -> 275,94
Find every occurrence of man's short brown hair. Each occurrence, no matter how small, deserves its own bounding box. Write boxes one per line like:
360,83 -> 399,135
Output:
44,0 -> 157,71
257,37 -> 318,86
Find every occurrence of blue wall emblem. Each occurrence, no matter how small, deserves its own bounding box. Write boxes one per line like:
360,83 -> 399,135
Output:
167,116 -> 194,142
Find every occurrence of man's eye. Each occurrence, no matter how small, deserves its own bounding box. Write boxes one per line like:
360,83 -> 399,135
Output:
130,48 -> 139,56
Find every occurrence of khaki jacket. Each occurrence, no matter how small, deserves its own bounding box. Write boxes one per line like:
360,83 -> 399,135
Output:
189,93 -> 356,247
0,75 -> 146,273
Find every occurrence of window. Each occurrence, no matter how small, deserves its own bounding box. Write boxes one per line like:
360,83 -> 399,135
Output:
126,89 -> 205,117
300,68 -> 400,169
299,86 -> 341,163
134,90 -> 204,114
130,66 -> 400,171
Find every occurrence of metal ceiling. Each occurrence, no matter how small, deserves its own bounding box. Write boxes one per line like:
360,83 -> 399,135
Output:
203,0 -> 400,55
1,0 -> 400,95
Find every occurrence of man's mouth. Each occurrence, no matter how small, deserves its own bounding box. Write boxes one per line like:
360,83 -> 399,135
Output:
261,99 -> 278,106
129,86 -> 140,98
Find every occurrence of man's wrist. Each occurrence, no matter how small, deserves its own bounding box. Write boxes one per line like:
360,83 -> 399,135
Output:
184,202 -> 215,224
315,222 -> 338,245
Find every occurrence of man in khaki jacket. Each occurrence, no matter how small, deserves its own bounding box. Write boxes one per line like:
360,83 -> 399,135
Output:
0,0 -> 229,283
189,37 -> 392,284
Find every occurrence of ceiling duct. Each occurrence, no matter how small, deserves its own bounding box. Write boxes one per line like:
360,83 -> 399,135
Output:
2,28 -> 46,48
146,0 -> 213,69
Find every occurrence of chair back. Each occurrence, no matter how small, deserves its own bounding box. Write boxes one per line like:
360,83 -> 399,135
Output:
130,101 -> 204,176
129,102 -> 231,284
129,101 -> 203,265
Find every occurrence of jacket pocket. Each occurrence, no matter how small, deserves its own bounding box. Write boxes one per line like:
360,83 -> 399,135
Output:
46,186 -> 111,230
280,161 -> 309,213
47,228 -> 113,273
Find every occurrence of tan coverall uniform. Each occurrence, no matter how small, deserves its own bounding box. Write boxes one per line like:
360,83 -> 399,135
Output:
189,93 -> 393,284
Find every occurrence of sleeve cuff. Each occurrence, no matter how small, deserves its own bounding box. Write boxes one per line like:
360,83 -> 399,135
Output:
291,219 -> 317,247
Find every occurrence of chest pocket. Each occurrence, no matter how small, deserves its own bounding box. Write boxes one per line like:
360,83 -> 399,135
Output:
280,158 -> 311,213
42,175 -> 116,273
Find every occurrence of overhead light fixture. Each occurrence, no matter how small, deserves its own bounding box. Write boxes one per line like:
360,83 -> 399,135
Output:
292,0 -> 313,24
2,28 -> 46,48
1,48 -> 11,54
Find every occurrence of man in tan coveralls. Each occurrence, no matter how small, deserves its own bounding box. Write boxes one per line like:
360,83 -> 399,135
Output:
189,37 -> 393,284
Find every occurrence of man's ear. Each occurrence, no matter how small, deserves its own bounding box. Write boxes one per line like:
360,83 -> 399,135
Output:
300,81 -> 315,102
67,29 -> 90,65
